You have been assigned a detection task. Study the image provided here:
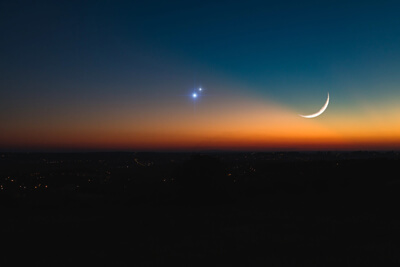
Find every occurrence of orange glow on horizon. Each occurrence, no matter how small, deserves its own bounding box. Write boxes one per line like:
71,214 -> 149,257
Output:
2,93 -> 400,151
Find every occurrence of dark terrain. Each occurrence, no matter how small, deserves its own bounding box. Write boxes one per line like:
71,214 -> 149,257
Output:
1,151 -> 400,266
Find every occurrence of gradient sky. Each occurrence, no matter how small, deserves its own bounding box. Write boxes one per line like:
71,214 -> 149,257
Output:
1,0 -> 400,151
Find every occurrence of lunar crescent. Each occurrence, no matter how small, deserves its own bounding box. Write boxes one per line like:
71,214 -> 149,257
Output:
299,93 -> 329,118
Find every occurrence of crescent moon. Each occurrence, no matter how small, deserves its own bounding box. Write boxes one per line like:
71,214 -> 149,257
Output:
299,93 -> 329,118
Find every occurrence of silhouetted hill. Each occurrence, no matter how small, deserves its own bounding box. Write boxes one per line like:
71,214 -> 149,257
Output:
1,151 -> 400,266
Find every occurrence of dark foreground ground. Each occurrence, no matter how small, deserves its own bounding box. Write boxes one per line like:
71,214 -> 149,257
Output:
1,151 -> 400,266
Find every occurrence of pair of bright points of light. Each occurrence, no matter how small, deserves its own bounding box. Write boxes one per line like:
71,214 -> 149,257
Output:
192,87 -> 202,99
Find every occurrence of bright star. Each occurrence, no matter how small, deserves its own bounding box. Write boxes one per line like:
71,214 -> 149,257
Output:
198,87 -> 202,91
192,93 -> 197,98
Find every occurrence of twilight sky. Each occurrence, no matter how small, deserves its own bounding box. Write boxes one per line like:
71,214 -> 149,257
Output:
1,0 -> 400,151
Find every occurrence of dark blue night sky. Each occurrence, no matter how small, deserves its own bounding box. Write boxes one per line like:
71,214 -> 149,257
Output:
2,1 -> 400,150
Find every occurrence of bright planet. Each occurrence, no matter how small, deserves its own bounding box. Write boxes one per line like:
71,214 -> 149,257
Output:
1,1 -> 400,151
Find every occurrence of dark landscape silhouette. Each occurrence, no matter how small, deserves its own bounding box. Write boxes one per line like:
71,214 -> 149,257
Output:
1,151 -> 400,266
